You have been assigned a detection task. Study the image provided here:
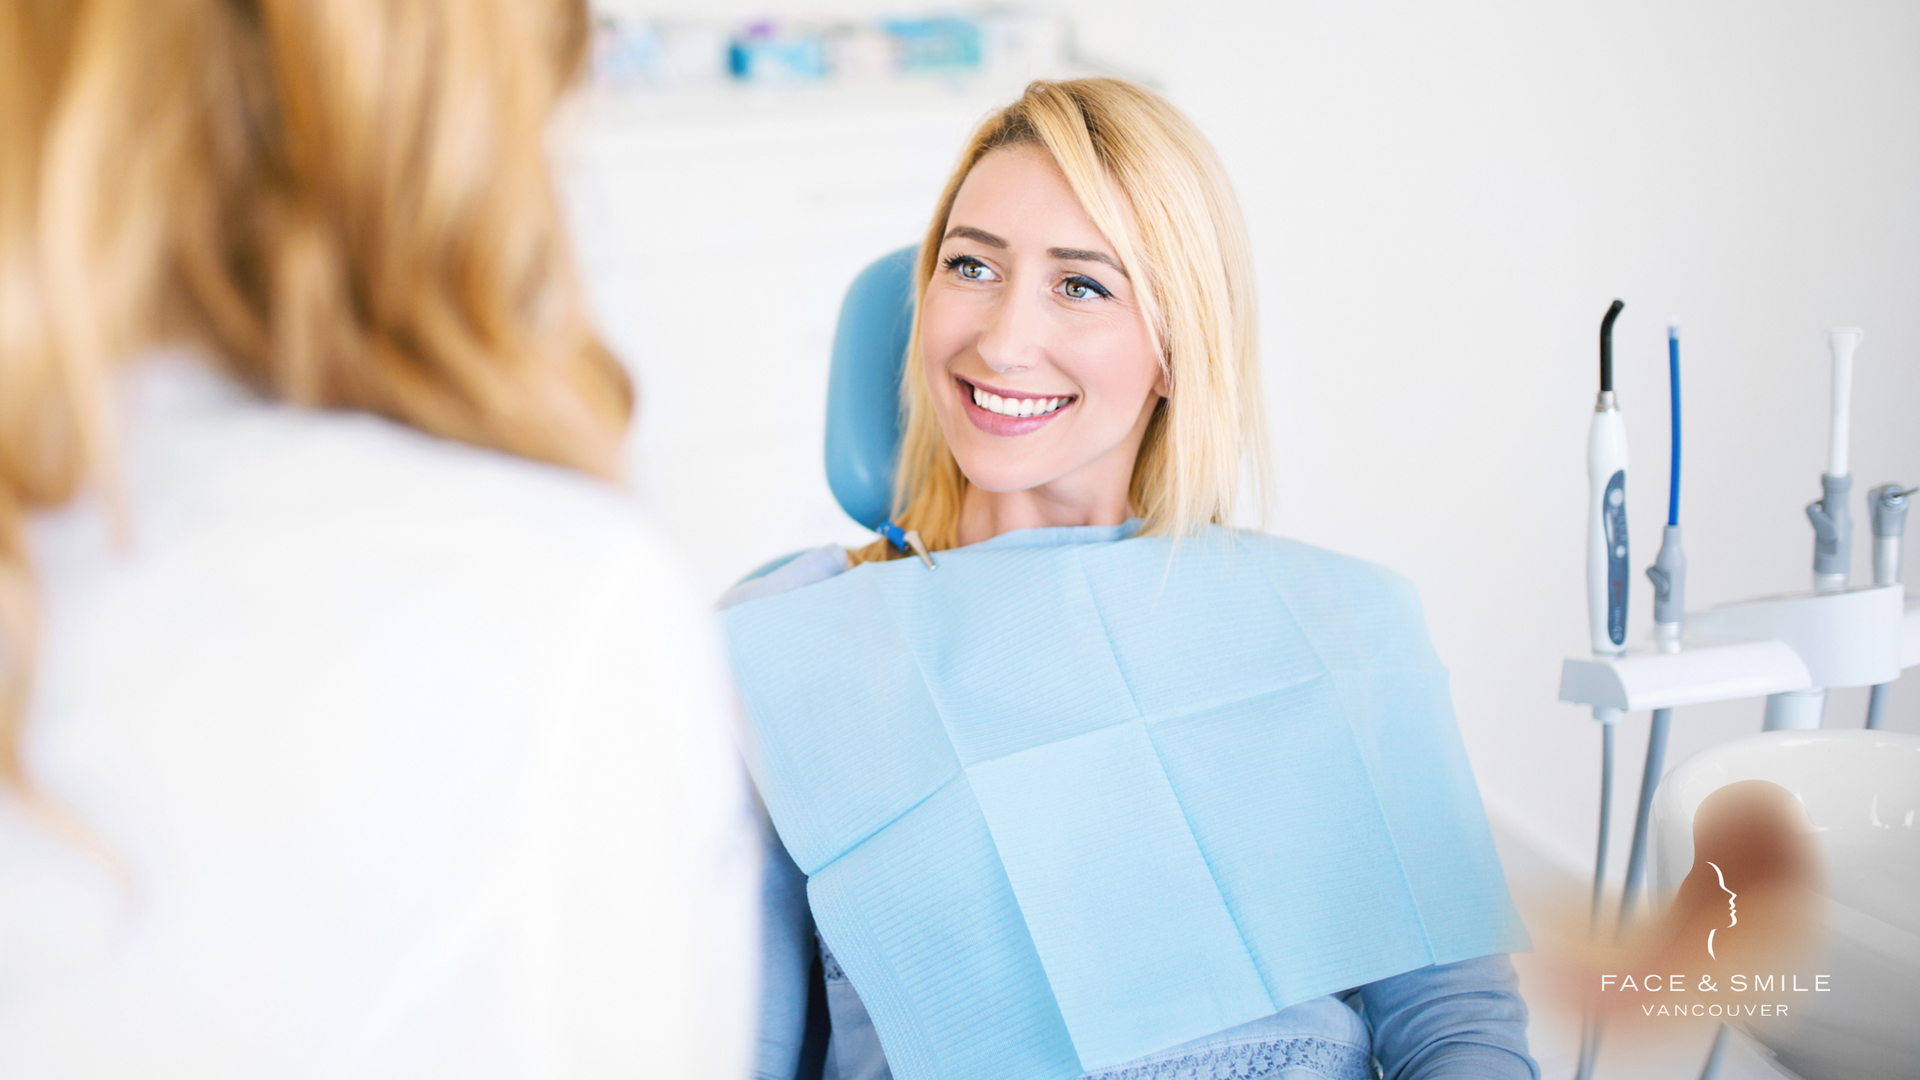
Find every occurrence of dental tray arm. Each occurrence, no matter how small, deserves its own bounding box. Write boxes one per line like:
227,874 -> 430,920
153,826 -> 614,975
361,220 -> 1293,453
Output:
1559,584 -> 1911,714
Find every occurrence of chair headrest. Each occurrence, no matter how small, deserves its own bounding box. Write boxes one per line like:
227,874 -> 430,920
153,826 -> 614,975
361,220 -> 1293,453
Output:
825,246 -> 918,530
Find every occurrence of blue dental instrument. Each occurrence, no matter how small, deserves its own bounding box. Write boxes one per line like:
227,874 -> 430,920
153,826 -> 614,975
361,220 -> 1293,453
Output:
1622,320 -> 1687,931
878,520 -> 936,569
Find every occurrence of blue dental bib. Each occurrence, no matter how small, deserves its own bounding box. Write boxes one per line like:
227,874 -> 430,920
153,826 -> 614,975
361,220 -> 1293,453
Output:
723,527 -> 1526,1080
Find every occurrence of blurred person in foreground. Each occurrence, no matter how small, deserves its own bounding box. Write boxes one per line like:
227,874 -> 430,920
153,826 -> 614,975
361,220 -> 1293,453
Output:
0,1 -> 756,1076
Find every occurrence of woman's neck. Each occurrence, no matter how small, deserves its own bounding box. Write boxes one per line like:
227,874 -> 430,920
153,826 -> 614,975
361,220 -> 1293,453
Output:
954,480 -> 1134,547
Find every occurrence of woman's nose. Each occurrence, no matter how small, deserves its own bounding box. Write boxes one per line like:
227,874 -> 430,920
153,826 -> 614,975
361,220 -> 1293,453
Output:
974,282 -> 1048,374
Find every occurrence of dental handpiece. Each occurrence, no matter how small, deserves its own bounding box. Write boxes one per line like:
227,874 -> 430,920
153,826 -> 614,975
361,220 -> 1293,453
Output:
1866,484 -> 1912,729
1588,300 -> 1629,657
1870,484 -> 1913,588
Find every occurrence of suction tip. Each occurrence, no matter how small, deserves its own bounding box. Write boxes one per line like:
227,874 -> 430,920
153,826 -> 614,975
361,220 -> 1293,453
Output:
1668,318 -> 1680,337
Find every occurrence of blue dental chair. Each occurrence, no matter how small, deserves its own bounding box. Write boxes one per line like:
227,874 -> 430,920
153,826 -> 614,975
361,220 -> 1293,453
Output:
824,246 -> 919,530
733,244 -> 916,593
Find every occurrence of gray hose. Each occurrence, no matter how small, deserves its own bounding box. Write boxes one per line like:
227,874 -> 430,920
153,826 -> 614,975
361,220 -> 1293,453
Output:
1591,724 -> 1615,925
1618,708 -> 1672,930
1866,684 -> 1889,730
1574,723 -> 1617,1080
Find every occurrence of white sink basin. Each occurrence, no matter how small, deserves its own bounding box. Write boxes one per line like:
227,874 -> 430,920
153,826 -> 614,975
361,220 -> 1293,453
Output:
1651,730 -> 1920,1080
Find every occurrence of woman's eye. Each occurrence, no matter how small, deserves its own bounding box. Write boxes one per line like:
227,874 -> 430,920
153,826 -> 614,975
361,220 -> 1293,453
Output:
1061,275 -> 1111,300
942,255 -> 996,281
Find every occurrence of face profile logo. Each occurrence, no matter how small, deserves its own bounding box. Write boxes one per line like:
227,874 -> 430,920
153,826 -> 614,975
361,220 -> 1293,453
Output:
1705,860 -> 1737,959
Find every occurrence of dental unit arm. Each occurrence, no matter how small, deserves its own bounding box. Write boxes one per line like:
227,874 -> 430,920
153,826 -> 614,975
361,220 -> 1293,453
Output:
1561,314 -> 1913,1080
1560,319 -> 1917,862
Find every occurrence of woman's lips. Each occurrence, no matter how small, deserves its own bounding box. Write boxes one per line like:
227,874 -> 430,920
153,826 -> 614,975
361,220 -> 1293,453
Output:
957,378 -> 1076,436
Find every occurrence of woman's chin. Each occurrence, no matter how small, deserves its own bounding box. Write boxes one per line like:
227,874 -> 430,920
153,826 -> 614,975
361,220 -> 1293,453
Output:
942,432 -> 1058,496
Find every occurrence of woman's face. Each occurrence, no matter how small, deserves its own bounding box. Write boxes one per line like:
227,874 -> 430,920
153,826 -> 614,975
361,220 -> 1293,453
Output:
918,145 -> 1165,510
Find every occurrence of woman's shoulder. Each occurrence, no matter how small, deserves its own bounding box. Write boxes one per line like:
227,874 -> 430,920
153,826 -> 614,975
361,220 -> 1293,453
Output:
34,354 -> 710,700
109,353 -> 669,575
13,360 -> 743,1040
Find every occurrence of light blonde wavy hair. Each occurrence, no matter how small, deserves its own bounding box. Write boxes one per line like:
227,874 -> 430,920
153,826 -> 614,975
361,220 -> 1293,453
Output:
853,78 -> 1267,565
0,0 -> 628,787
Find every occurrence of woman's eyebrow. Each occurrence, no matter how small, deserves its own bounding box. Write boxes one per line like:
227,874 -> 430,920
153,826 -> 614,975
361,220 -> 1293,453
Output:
1049,247 -> 1128,279
943,225 -> 1006,247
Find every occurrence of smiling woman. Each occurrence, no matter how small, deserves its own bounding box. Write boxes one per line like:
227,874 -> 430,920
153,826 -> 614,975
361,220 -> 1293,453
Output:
852,78 -> 1265,563
725,78 -> 1539,1080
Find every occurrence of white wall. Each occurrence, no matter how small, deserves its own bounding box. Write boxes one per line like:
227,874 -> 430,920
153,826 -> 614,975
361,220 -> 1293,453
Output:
563,1 -> 1920,878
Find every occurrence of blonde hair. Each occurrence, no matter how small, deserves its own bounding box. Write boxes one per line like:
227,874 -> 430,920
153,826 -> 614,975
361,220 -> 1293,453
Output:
0,0 -> 627,787
854,78 -> 1267,565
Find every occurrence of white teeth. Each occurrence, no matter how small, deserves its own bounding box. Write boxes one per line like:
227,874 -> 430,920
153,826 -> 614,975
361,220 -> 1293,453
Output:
970,385 -> 1070,418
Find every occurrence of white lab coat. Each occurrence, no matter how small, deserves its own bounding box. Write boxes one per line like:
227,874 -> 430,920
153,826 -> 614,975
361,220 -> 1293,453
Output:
0,355 -> 757,1079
